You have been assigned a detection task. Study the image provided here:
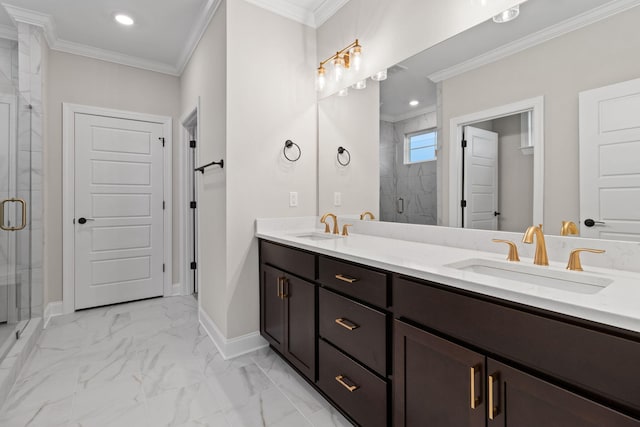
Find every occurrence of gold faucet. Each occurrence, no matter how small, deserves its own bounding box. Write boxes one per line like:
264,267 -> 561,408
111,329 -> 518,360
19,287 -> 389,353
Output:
522,224 -> 549,266
360,211 -> 375,221
566,248 -> 605,271
561,221 -> 579,236
320,213 -> 339,234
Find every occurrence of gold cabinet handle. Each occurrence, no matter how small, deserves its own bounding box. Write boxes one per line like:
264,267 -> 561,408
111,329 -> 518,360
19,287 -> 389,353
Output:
335,318 -> 359,331
566,248 -> 605,271
488,374 -> 499,420
335,274 -> 358,284
492,239 -> 520,262
470,365 -> 482,409
0,198 -> 27,231
335,375 -> 359,392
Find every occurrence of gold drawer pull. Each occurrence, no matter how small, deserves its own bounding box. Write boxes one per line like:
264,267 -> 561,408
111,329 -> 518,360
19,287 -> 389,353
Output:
470,365 -> 482,409
335,318 -> 359,331
489,374 -> 499,420
335,375 -> 359,392
335,274 -> 358,284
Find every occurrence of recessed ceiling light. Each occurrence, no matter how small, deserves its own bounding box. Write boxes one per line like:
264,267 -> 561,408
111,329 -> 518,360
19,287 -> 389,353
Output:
493,5 -> 519,23
115,14 -> 134,26
409,100 -> 420,107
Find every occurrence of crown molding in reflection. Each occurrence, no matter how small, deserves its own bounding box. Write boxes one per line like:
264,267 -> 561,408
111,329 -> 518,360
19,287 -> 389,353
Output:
381,105 -> 437,124
429,0 -> 640,83
3,1 -> 223,76
243,0 -> 348,28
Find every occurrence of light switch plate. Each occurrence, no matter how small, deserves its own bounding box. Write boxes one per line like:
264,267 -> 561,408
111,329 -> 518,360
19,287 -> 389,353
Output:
334,192 -> 342,207
289,192 -> 298,207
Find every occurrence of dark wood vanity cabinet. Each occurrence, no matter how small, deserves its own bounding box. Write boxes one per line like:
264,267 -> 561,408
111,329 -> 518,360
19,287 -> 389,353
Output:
260,242 -> 316,381
259,238 -> 640,426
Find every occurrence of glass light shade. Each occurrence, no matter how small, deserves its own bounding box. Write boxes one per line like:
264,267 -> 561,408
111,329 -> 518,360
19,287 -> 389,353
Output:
493,5 -> 520,23
333,57 -> 344,82
371,69 -> 388,81
338,88 -> 349,97
352,79 -> 367,90
316,67 -> 326,91
351,46 -> 362,71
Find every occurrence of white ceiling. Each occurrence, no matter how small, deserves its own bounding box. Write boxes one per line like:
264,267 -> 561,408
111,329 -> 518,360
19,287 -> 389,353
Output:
0,0 -> 348,75
380,0 -> 634,120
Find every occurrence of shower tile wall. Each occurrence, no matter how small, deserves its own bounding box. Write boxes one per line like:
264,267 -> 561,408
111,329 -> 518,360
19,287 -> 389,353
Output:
17,23 -> 44,318
380,113 -> 437,225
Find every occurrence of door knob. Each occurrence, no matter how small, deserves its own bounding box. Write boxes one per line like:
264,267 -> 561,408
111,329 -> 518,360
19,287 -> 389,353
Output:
584,219 -> 605,228
77,217 -> 95,225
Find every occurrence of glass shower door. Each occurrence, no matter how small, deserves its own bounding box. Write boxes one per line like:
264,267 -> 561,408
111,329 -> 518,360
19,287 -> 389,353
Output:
0,87 -> 31,361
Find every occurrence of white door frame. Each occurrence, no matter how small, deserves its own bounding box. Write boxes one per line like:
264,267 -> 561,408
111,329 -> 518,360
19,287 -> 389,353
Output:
62,103 -> 173,314
179,98 -> 200,296
448,96 -> 544,228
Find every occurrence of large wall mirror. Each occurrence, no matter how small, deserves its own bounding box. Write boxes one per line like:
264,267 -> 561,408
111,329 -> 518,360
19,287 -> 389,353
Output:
318,0 -> 640,239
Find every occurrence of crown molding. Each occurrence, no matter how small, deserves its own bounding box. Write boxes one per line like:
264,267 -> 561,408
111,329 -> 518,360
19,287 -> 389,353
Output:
176,0 -> 222,74
381,105 -> 437,123
314,0 -> 350,27
3,3 -> 57,46
429,0 -> 640,83
0,23 -> 16,41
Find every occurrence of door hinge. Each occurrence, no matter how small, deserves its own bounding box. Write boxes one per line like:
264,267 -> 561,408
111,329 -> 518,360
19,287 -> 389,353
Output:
190,201 -> 197,209
163,263 -> 165,273
461,139 -> 467,148
190,140 -> 196,148
461,200 -> 467,208
163,201 -> 166,210
190,262 -> 197,270
159,137 -> 165,147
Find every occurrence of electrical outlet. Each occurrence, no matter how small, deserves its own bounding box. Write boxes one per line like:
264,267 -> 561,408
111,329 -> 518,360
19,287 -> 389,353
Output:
289,192 -> 298,207
334,192 -> 342,207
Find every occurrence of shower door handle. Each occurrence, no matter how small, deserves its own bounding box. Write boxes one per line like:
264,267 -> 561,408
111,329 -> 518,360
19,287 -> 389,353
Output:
0,198 -> 27,231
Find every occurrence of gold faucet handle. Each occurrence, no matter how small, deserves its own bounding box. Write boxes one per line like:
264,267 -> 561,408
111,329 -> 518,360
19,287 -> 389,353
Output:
492,239 -> 520,262
566,248 -> 605,271
342,224 -> 353,236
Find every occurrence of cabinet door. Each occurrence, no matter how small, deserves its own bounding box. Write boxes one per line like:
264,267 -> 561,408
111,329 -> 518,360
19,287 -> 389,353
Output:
487,359 -> 640,427
284,275 -> 316,380
260,265 -> 284,351
394,320 -> 486,427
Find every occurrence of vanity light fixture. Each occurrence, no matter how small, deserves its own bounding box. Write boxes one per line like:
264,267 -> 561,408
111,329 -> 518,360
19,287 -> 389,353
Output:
352,79 -> 367,90
115,14 -> 135,26
316,39 -> 363,91
493,5 -> 520,23
371,69 -> 388,81
409,100 -> 420,107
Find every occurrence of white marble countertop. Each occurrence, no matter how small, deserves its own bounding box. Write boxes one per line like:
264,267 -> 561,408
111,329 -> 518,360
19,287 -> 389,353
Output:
256,221 -> 640,335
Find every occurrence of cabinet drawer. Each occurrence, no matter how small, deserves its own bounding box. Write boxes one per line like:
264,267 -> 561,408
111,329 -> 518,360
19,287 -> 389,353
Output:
319,288 -> 387,376
260,240 -> 315,280
319,257 -> 388,307
318,340 -> 387,427
394,276 -> 640,414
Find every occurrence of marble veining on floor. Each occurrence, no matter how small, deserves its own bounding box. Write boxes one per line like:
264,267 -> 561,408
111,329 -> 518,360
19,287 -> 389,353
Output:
0,296 -> 353,427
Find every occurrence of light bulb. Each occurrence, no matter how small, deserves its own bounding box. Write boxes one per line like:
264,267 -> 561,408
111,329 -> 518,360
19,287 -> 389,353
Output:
352,79 -> 367,90
371,69 -> 388,81
316,66 -> 326,91
493,5 -> 519,23
338,88 -> 349,97
333,56 -> 344,82
351,45 -> 362,71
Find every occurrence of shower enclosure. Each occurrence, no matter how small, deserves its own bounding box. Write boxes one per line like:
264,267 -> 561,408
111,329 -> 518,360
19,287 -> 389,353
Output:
0,73 -> 33,363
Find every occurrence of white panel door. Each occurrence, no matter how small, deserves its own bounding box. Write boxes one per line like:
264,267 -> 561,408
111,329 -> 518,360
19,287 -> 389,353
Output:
74,113 -> 164,309
464,126 -> 499,230
579,78 -> 640,241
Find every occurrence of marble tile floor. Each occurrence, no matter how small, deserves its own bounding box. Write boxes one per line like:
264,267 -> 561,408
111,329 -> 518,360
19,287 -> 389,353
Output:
0,296 -> 353,427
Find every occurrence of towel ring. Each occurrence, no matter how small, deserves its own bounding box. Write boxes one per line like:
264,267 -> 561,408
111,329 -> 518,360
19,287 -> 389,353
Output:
283,140 -> 301,162
337,146 -> 351,166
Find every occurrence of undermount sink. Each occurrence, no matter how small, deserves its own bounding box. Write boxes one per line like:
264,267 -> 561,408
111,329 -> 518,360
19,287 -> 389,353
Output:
295,232 -> 344,241
446,258 -> 613,294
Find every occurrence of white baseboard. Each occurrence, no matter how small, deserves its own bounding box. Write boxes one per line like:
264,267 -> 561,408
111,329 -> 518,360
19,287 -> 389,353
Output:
198,306 -> 268,360
43,301 -> 63,329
